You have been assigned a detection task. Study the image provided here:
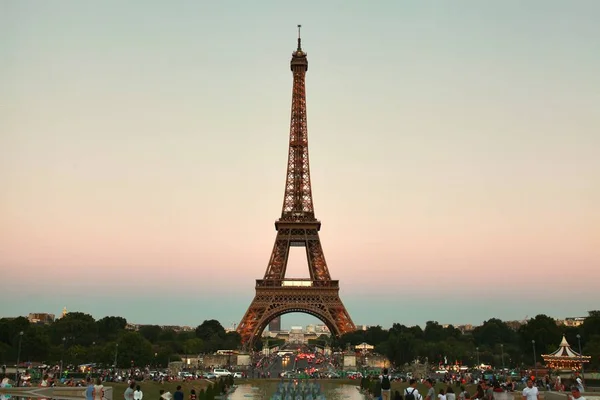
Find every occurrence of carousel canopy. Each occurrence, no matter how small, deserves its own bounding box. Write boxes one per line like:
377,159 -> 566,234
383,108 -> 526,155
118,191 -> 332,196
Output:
542,336 -> 590,370
355,342 -> 374,351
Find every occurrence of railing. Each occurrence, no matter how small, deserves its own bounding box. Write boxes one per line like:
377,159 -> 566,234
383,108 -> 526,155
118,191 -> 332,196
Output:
256,279 -> 339,288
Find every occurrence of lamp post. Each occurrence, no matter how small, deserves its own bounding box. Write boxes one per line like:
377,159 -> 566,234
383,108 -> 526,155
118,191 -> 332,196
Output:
532,340 -> 537,382
16,331 -> 24,386
114,343 -> 119,368
576,334 -> 585,382
500,344 -> 505,372
476,347 -> 480,367
59,336 -> 66,380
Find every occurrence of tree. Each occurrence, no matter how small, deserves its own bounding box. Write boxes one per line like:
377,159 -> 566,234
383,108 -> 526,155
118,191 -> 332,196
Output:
139,325 -> 163,343
518,314 -> 562,360
472,318 -> 518,348
383,331 -> 416,366
221,331 -> 241,350
582,334 -> 600,370
364,326 -> 388,346
21,325 -> 51,361
195,320 -> 226,341
51,312 -> 98,346
184,338 -> 204,355
96,317 -> 127,341
581,311 -> 600,341
116,331 -> 153,368
424,321 -> 445,342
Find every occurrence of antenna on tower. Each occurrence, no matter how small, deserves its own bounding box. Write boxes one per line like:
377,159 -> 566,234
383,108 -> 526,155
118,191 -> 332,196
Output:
297,24 -> 302,51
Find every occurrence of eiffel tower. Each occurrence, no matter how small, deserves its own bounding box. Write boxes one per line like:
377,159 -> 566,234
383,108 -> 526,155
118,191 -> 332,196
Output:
237,26 -> 356,347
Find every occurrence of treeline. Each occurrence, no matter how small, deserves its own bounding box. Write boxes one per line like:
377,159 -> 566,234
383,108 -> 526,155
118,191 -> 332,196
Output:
1,311 -> 599,370
0,313 -> 241,368
332,311 -> 600,369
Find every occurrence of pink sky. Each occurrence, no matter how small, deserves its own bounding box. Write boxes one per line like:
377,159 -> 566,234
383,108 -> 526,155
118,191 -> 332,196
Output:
1,1 -> 599,326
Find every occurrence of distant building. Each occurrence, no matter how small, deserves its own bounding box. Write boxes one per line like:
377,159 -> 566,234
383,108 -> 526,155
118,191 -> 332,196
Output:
505,320 -> 525,331
269,316 -> 281,332
456,324 -> 475,333
28,313 -> 55,325
562,317 -> 586,327
126,323 -> 194,332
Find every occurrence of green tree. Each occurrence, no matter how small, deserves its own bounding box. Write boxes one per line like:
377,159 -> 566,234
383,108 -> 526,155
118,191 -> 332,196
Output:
582,334 -> 600,369
184,338 -> 204,354
473,318 -> 518,347
96,317 -> 127,341
139,325 -> 163,343
518,314 -> 562,361
116,331 -> 153,367
582,311 -> 600,341
51,312 -> 98,346
424,321 -> 445,342
383,330 -> 415,366
222,331 -> 241,350
21,325 -> 52,361
195,320 -> 226,341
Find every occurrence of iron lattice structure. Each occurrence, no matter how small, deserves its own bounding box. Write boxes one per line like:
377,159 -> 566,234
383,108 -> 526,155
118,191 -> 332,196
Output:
237,28 -> 356,347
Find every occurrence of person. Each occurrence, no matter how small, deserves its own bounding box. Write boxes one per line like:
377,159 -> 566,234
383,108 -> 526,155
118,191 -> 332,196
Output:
575,375 -> 584,393
134,385 -> 143,400
446,386 -> 456,400
93,378 -> 104,400
506,378 -> 515,392
394,391 -> 403,400
522,378 -> 539,400
458,386 -> 467,400
173,385 -> 184,400
124,382 -> 135,400
554,376 -> 562,392
425,379 -> 435,400
85,377 -> 94,400
438,388 -> 446,400
380,368 -> 392,400
40,374 -> 50,387
493,382 -> 504,393
570,386 -> 586,400
404,378 -> 422,400
473,384 -> 484,400
189,389 -> 196,400
482,381 -> 493,400
405,379 -> 422,400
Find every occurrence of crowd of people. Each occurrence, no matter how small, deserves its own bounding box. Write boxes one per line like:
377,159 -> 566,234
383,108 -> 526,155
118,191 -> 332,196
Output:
370,372 -> 589,400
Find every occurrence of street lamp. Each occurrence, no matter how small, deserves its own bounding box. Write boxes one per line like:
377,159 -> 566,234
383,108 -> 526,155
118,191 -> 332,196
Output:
60,336 -> 66,380
500,344 -> 505,372
114,343 -> 119,368
476,347 -> 480,367
16,331 -> 24,386
576,334 -> 585,383
532,340 -> 537,383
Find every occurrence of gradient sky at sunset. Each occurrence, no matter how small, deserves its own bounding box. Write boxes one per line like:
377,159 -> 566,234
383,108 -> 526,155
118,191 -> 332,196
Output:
1,1 -> 599,330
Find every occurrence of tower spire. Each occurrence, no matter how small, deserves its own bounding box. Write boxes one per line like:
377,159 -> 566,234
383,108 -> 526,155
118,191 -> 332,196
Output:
297,24 -> 302,51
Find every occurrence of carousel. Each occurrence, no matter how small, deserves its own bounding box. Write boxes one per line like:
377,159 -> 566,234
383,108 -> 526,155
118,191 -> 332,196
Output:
542,335 -> 591,371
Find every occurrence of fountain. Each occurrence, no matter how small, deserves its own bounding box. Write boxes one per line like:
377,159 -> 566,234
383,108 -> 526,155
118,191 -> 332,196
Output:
226,380 -> 364,400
